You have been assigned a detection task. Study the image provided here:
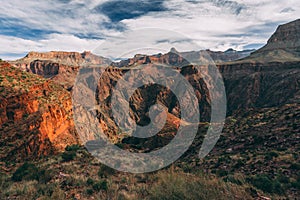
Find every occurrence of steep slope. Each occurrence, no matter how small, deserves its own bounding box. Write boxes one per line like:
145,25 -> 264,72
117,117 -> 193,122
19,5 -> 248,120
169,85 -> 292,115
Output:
218,19 -> 300,113
176,103 -> 300,198
0,62 -> 79,161
257,19 -> 300,55
233,19 -> 300,63
219,61 -> 300,114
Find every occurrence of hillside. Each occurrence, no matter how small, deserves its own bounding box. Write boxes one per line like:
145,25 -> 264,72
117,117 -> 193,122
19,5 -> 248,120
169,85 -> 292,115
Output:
230,19 -> 300,64
0,62 -> 79,161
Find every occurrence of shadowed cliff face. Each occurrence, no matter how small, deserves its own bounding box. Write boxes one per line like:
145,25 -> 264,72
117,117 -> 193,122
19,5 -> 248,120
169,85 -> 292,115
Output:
0,62 -> 79,161
218,19 -> 300,113
89,65 -> 211,142
219,61 -> 300,114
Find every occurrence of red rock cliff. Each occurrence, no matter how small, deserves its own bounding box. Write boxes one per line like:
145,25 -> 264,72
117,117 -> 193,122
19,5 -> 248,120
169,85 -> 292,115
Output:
0,62 -> 79,161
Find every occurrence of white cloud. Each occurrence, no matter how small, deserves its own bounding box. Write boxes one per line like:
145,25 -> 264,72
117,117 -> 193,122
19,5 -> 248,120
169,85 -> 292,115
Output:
0,34 -> 102,60
0,0 -> 300,60
119,0 -> 300,52
0,0 -> 112,37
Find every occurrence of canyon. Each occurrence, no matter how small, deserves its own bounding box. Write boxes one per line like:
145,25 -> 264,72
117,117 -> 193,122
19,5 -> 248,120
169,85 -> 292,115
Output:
0,18 -> 299,170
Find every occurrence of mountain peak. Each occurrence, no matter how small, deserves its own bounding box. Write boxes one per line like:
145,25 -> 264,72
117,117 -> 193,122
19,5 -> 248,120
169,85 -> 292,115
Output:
257,19 -> 300,54
169,47 -> 179,53
232,19 -> 300,63
225,48 -> 236,53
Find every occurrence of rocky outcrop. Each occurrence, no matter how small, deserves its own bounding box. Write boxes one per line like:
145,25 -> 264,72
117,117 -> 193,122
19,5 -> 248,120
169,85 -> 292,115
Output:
9,51 -> 111,89
13,51 -> 111,67
238,19 -> 300,63
258,19 -> 300,54
0,62 -> 79,161
29,60 -> 60,77
218,19 -> 300,113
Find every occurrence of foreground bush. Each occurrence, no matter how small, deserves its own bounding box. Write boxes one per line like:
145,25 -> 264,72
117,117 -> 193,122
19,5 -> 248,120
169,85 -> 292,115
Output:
61,151 -> 76,162
98,164 -> 115,178
12,162 -> 39,182
249,174 -> 283,194
65,144 -> 80,152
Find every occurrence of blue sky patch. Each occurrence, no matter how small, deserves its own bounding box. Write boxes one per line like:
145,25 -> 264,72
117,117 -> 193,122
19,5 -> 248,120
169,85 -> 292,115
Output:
0,17 -> 57,40
95,0 -> 167,22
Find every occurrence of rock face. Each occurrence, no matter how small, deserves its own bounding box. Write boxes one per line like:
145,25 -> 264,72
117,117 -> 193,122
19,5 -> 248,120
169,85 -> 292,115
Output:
218,19 -> 300,113
10,51 -> 111,89
93,65 -> 210,140
219,61 -> 300,114
239,19 -> 300,63
13,51 -> 111,67
258,19 -> 300,54
0,62 -> 79,161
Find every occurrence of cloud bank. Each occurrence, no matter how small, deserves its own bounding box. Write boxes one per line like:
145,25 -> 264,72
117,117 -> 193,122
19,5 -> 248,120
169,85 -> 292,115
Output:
0,0 -> 299,60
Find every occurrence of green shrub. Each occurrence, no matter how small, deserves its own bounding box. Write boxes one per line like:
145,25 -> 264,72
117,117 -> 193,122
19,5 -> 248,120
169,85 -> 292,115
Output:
61,176 -> 77,189
65,144 -> 80,152
38,169 -> 54,184
265,151 -> 279,161
224,175 -> 243,185
61,151 -> 76,162
233,159 -> 244,169
253,135 -> 264,144
291,178 -> 300,189
249,174 -> 283,194
98,164 -> 115,178
37,183 -> 57,196
22,113 -> 29,119
276,174 -> 289,184
12,162 -> 39,182
6,75 -> 14,83
290,163 -> 300,170
92,180 -> 108,191
86,188 -> 94,195
21,74 -> 27,80
216,169 -> 228,177
86,178 -> 94,186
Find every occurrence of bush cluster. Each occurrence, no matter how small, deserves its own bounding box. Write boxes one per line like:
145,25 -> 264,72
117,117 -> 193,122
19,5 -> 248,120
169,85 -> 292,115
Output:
61,144 -> 80,162
248,174 -> 283,194
12,162 -> 53,183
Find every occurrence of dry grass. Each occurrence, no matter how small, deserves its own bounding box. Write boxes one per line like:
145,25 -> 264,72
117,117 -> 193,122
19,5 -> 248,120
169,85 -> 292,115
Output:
146,169 -> 252,200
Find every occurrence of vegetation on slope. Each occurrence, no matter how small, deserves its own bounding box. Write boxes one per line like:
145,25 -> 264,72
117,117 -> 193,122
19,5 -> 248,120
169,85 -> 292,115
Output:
0,146 -> 260,200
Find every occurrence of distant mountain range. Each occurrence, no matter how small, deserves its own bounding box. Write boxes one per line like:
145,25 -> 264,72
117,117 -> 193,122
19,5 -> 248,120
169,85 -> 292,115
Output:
9,47 -> 255,69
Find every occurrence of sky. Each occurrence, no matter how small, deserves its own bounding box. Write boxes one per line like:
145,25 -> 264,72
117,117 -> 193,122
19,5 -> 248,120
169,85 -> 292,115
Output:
0,0 -> 299,60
